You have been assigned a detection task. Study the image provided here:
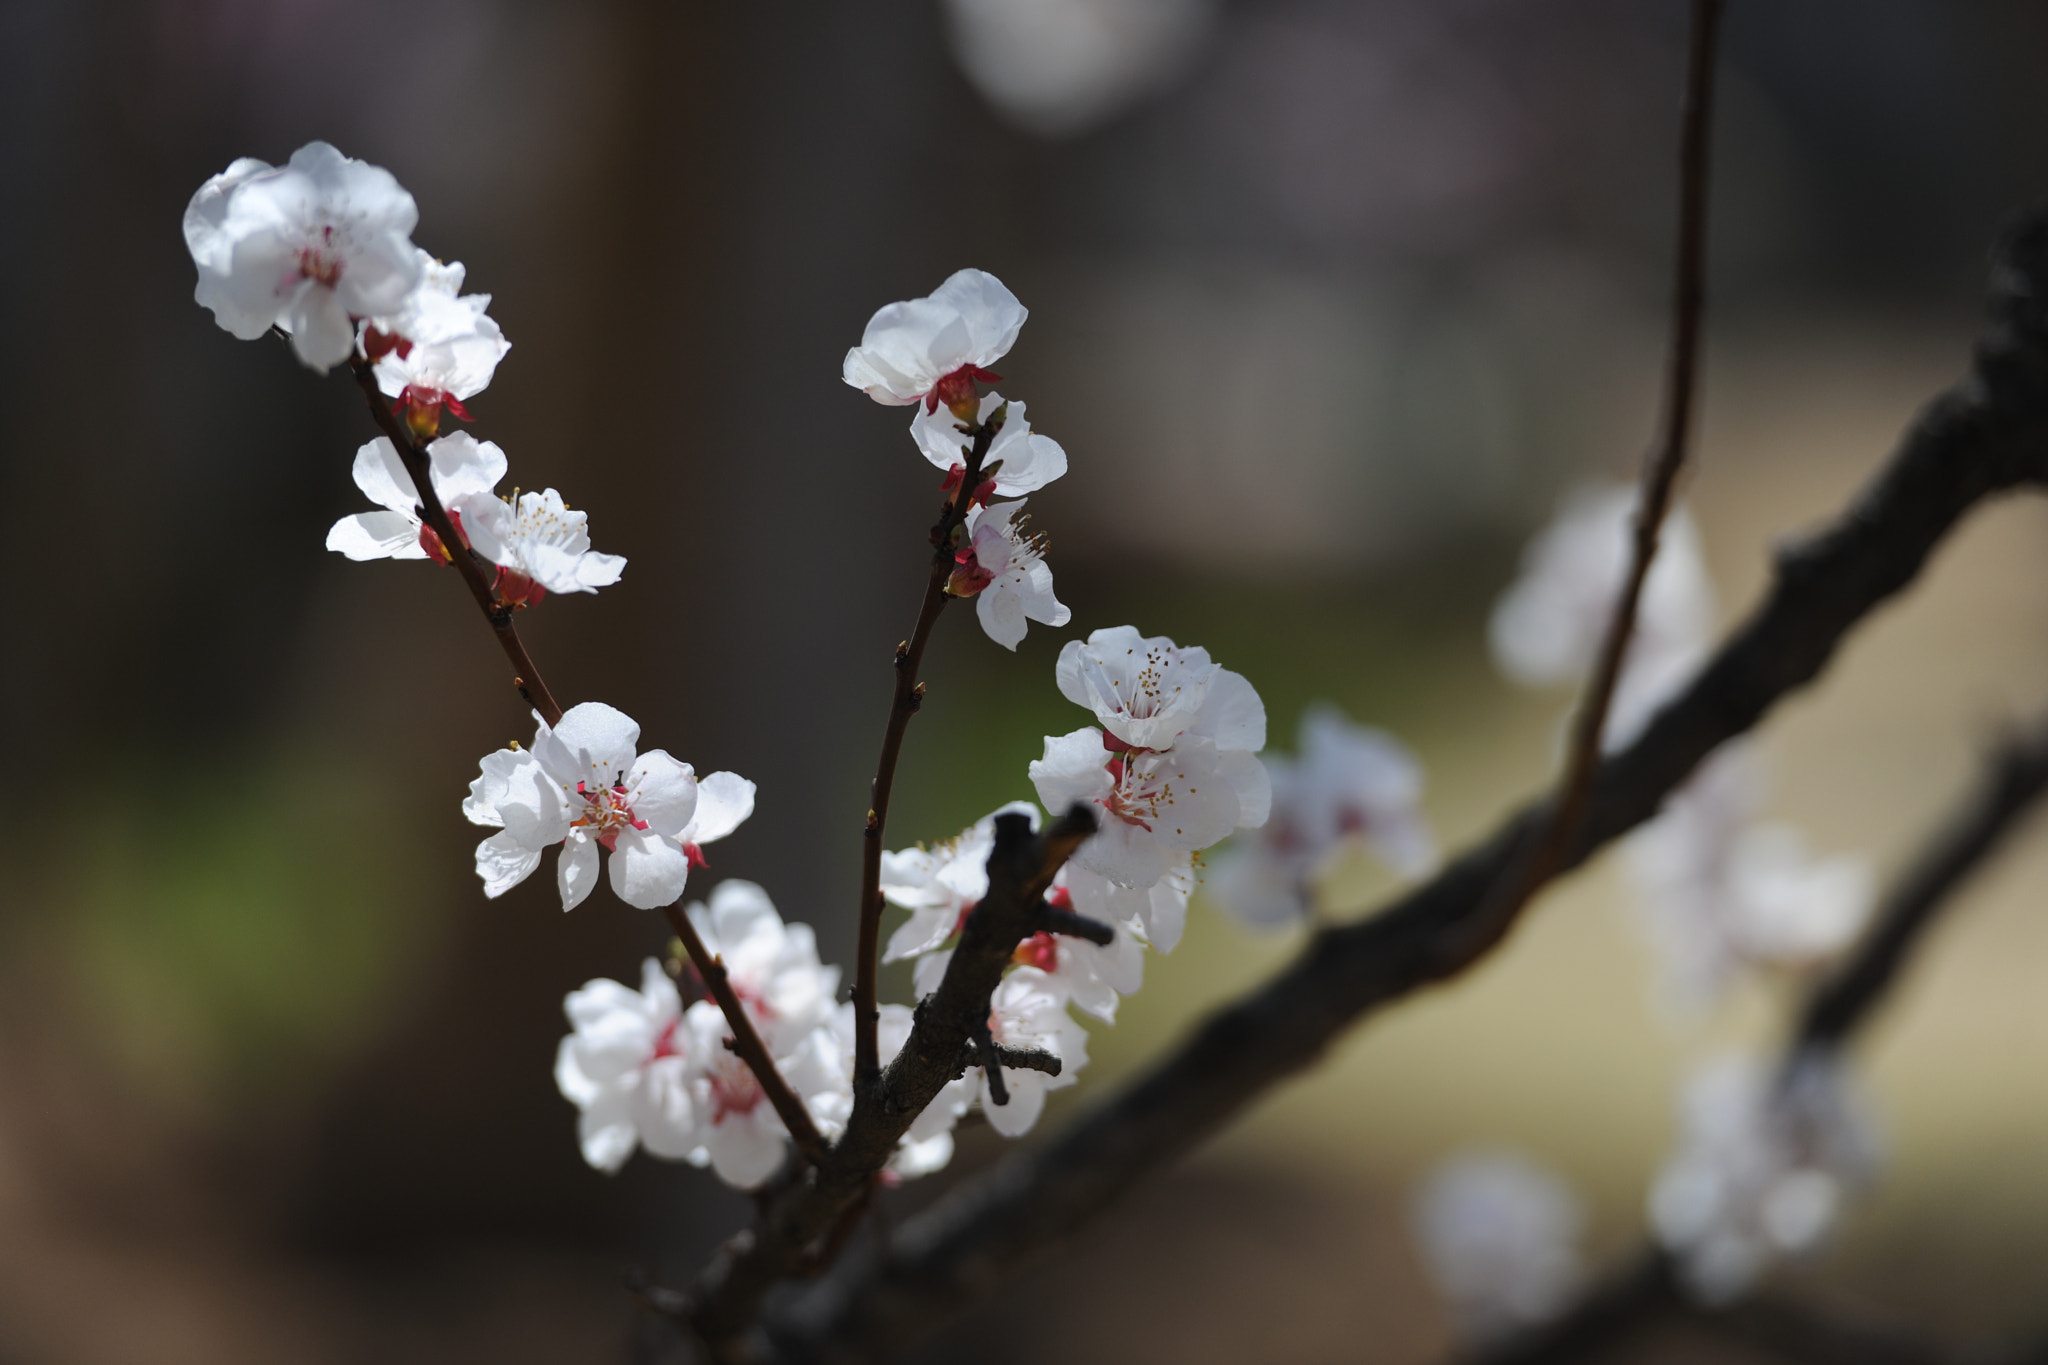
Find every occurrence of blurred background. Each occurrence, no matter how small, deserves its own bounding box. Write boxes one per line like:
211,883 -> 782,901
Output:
4,0 -> 2048,1360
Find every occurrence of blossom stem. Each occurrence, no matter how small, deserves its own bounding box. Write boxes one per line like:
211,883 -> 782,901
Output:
350,359 -> 823,1168
348,359 -> 564,726
662,904 -> 830,1167
852,419 -> 1000,1090
1478,0 -> 1724,943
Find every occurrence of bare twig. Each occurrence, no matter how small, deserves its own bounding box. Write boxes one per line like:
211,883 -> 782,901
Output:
854,416 -> 1000,1090
1489,0 -> 1727,939
767,207 -> 2048,1363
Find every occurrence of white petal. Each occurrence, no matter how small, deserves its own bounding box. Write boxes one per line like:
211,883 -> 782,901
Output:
558,837 -> 601,910
351,436 -> 420,514
627,751 -> 698,837
325,510 -> 425,561
683,772 -> 756,845
476,831 -> 542,898
608,826 -> 692,909
576,1087 -> 640,1173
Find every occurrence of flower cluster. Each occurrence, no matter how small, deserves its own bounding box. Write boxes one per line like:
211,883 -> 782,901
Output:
1411,1149 -> 1587,1340
1206,703 -> 1437,930
845,270 -> 1071,649
1031,626 -> 1272,893
1649,1052 -> 1878,1302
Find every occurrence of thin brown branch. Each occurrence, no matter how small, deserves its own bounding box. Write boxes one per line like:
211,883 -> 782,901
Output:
853,415 -> 1000,1088
1496,0 -> 1727,928
347,361 -> 821,1172
347,360 -> 564,726
663,904 -> 829,1168
766,206 -> 2048,1363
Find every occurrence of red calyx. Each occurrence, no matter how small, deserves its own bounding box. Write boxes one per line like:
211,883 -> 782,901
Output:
1011,931 -> 1061,973
418,505 -> 469,563
685,843 -> 709,871
947,545 -> 996,597
362,327 -> 414,362
496,567 -> 547,610
926,363 -> 1002,419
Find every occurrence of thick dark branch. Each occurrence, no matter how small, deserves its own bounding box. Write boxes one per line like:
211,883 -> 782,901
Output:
675,805 -> 1097,1355
1794,707 -> 2048,1051
853,417 -> 1000,1088
662,905 -> 829,1168
348,361 -> 564,726
1701,1295 -> 1973,1365
1032,906 -> 1115,945
767,210 -> 2048,1363
1517,0 -> 1725,906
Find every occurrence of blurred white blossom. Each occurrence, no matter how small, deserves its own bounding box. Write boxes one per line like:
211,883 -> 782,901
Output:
1490,484 -> 1715,747
1208,703 -> 1435,930
1412,1149 -> 1586,1340
942,0 -> 1219,138
1649,1052 -> 1879,1304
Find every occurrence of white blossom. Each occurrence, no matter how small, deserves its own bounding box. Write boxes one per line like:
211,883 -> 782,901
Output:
465,701 -> 698,910
942,0 -> 1219,139
1412,1150 -> 1586,1340
681,880 -> 841,1054
1489,485 -> 1715,745
842,268 -> 1027,410
677,1000 -> 843,1189
1031,726 -> 1268,889
881,802 -> 1041,964
452,487 -> 626,604
975,965 -> 1090,1138
184,142 -> 423,371
1625,744 -> 1873,1012
324,432 -> 506,562
554,957 -> 697,1173
1649,1052 -> 1879,1304
1066,853 -> 1195,953
1208,704 -> 1436,930
911,392 -> 1068,496
367,250 -> 510,419
1055,626 -> 1265,753
949,500 -> 1071,650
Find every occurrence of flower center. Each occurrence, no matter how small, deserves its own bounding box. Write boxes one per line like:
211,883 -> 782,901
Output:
573,780 -> 649,851
1100,752 -> 1179,832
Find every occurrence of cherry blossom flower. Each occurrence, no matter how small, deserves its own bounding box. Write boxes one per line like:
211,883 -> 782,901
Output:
451,487 -> 626,606
1625,744 -> 1873,1012
555,957 -> 698,1172
881,802 -> 1042,964
1649,1052 -> 1879,1303
911,392 -> 1068,497
1066,854 -> 1195,953
464,702 -> 698,910
1031,726 -> 1269,889
842,268 -> 1027,414
676,771 -> 757,871
1412,1149 -> 1586,1340
670,881 -> 847,1187
184,142 -> 423,371
1055,626 -> 1265,753
1490,484 -> 1715,745
974,966 -> 1090,1137
366,251 -> 510,430
947,499 -> 1071,650
1208,704 -> 1436,930
819,1003 -> 976,1180
324,432 -> 507,562
681,880 -> 841,1053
